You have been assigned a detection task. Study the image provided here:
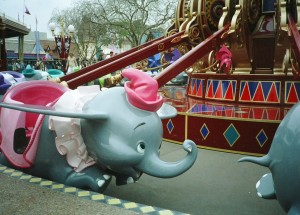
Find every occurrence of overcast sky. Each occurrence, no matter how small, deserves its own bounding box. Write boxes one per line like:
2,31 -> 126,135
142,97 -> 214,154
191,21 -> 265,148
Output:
1,0 -> 76,37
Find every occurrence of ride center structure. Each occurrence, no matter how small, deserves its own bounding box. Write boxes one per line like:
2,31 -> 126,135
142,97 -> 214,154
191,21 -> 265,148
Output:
55,0 -> 300,155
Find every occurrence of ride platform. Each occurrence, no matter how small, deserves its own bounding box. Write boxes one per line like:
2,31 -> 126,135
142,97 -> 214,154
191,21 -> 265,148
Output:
161,73 -> 298,155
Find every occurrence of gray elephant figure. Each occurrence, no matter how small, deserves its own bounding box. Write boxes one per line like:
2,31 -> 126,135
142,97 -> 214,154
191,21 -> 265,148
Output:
0,68 -> 197,193
239,102 -> 300,214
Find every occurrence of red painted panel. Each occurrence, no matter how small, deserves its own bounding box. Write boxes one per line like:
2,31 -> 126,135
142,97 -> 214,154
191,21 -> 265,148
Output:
224,82 -> 234,100
287,83 -> 299,103
267,83 -> 279,102
236,108 -> 251,119
188,84 -> 193,95
251,107 -> 264,119
196,80 -> 203,97
206,81 -> 214,98
162,114 -> 186,143
192,81 -> 197,95
186,115 -> 278,154
253,83 -> 265,102
240,82 -> 251,101
266,109 -> 279,120
214,82 -> 223,99
224,109 -> 234,117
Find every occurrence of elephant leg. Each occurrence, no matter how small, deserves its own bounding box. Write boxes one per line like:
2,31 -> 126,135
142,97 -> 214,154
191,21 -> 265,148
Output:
65,166 -> 112,193
113,171 -> 143,186
115,173 -> 134,185
0,153 -> 17,169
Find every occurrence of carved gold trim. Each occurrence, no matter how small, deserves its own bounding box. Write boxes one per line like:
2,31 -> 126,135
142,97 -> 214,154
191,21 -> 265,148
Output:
158,43 -> 165,51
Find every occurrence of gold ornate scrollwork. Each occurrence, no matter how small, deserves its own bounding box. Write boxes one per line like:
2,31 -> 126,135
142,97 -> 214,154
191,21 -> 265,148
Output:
171,36 -> 183,44
290,48 -> 300,78
276,0 -> 288,45
279,0 -> 287,30
296,0 -> 300,28
177,43 -> 191,55
291,58 -> 300,78
187,23 -> 201,44
186,52 -> 222,74
166,18 -> 177,36
206,0 -> 226,32
160,52 -> 169,66
289,0 -> 300,27
246,0 -> 262,31
179,0 -> 193,32
208,50 -> 219,72
218,6 -> 229,29
282,48 -> 300,78
158,43 -> 165,51
219,0 -> 239,29
166,28 -> 178,37
135,58 -> 149,71
184,0 -> 202,44
185,60 -> 206,74
229,5 -> 244,47
282,49 -> 290,75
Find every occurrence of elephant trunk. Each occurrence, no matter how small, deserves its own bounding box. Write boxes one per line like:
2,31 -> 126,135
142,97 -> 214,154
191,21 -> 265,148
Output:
238,155 -> 271,167
137,140 -> 198,178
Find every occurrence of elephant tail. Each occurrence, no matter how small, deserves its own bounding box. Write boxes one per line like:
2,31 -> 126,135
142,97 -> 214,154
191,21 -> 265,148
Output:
238,155 -> 271,167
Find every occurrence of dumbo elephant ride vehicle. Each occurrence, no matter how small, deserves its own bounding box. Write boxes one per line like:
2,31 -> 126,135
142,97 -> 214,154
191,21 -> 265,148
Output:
0,68 -> 197,193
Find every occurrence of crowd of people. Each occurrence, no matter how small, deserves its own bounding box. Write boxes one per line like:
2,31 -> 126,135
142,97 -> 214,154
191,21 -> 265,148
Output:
7,50 -> 140,78
8,58 -> 65,72
5,49 -> 169,90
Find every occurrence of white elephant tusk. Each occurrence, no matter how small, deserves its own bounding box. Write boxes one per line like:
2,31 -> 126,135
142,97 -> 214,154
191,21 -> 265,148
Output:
103,174 -> 111,180
127,177 -> 135,184
97,179 -> 105,187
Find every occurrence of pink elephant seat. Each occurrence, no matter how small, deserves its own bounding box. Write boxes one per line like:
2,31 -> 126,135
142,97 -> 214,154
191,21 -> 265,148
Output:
0,80 -> 68,168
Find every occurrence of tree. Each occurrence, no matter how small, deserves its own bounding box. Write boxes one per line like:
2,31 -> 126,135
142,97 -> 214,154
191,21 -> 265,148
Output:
49,0 -> 177,62
49,4 -> 112,64
88,0 -> 177,46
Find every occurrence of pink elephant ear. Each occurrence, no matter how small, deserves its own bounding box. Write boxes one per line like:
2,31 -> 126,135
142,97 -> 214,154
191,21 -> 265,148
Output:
123,68 -> 163,112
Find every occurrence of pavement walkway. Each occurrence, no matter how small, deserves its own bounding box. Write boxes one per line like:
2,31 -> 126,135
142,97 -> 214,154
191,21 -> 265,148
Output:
0,141 -> 285,215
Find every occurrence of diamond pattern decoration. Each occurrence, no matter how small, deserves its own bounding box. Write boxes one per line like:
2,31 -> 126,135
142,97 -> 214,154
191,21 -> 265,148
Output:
108,198 -> 122,205
40,180 -> 53,186
166,119 -> 174,134
77,191 -> 91,197
256,129 -> 268,147
200,123 -> 210,140
64,187 -> 77,193
52,184 -> 64,189
29,177 -> 42,183
124,202 -> 138,209
140,206 -> 156,213
223,124 -> 240,147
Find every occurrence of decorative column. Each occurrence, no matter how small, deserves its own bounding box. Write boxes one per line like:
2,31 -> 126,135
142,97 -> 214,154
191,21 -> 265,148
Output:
49,21 -> 74,74
0,23 -> 7,71
18,35 -> 25,62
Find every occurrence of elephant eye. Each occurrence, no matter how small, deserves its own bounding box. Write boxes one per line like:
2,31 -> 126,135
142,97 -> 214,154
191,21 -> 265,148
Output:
137,142 -> 145,154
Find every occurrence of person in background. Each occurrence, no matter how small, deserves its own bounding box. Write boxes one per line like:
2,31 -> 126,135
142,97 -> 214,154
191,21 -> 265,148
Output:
15,59 -> 21,72
105,51 -> 114,60
56,61 -> 62,70
12,59 -> 17,71
45,50 -> 54,70
35,59 -> 44,70
19,60 -> 25,71
97,49 -> 104,61
66,53 -> 78,74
